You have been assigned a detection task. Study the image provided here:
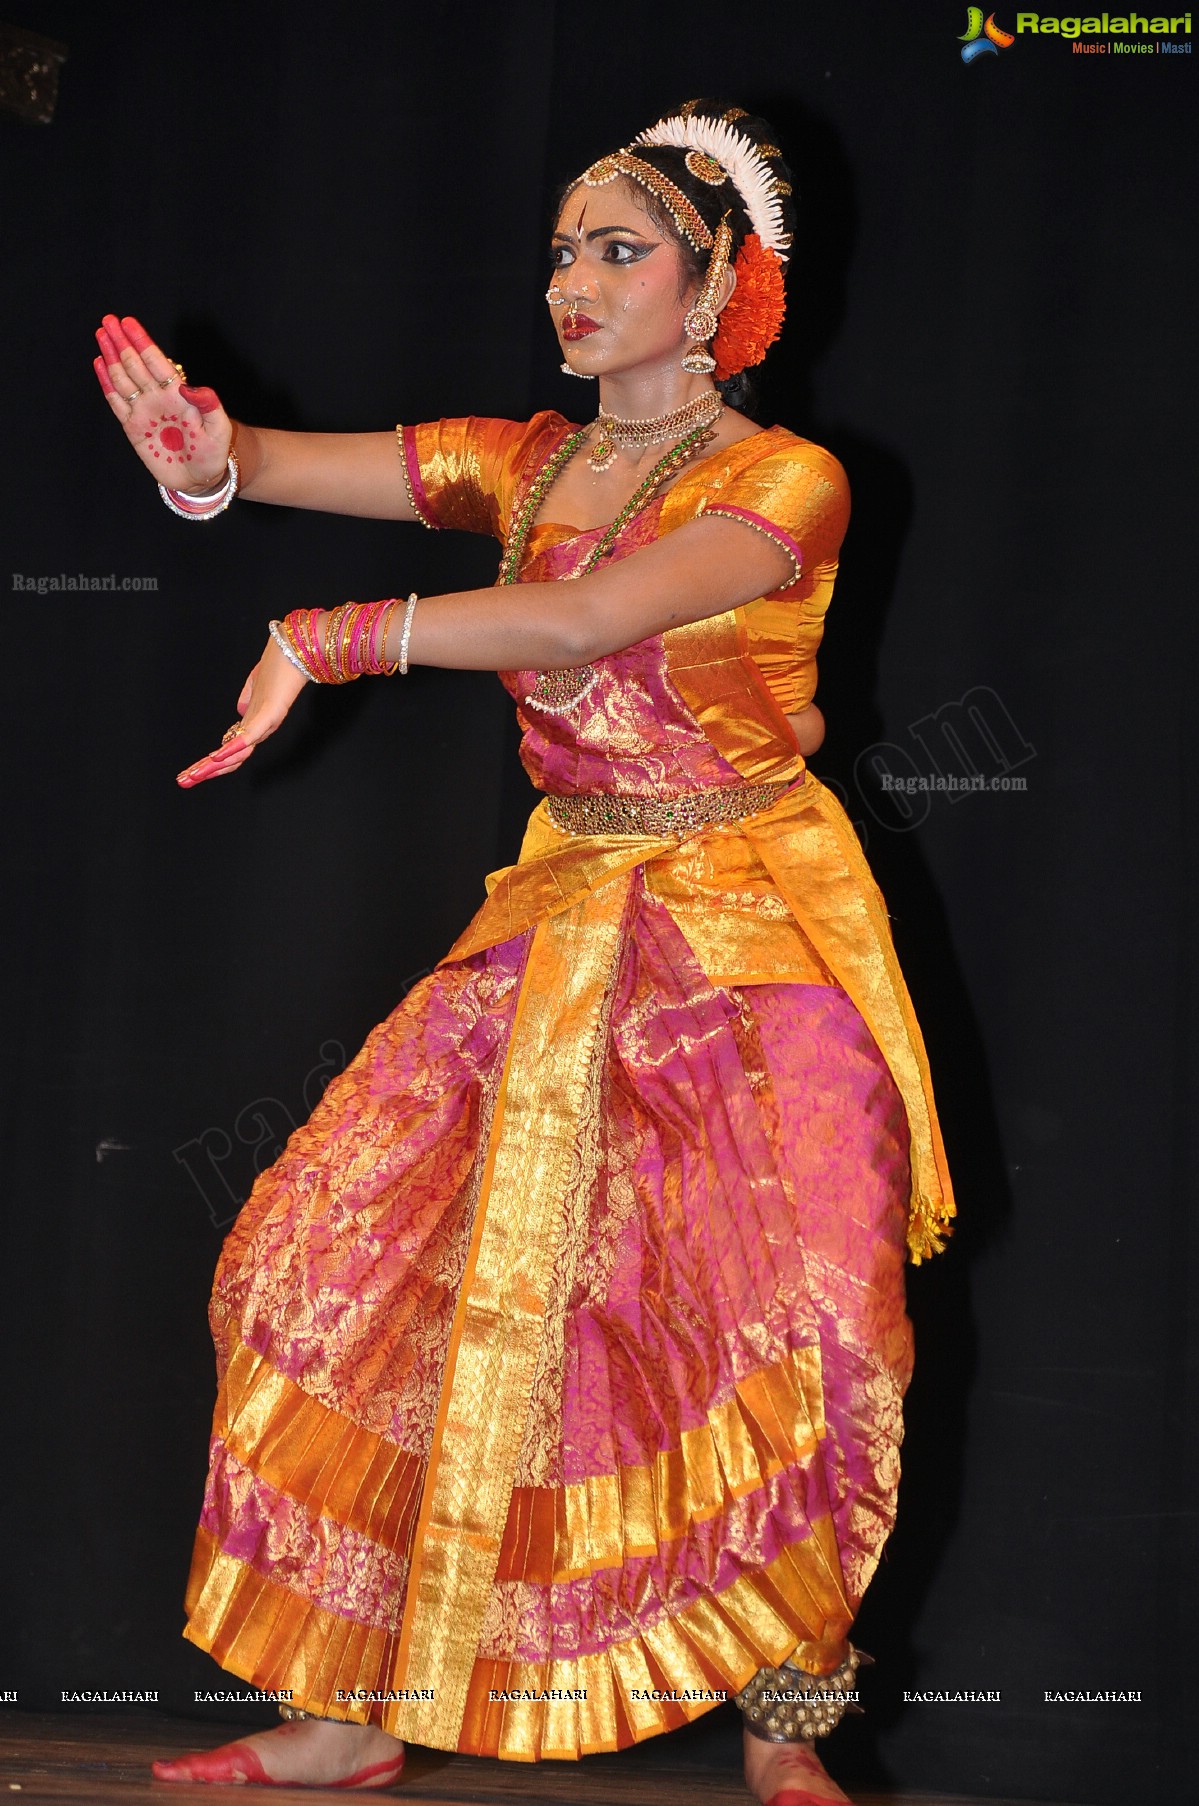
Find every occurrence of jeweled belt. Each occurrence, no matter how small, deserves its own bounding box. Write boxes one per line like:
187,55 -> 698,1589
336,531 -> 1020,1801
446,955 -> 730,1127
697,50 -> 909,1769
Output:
545,777 -> 797,839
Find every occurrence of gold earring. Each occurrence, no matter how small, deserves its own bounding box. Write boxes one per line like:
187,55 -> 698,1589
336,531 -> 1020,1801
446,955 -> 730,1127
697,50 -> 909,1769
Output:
681,213 -> 733,375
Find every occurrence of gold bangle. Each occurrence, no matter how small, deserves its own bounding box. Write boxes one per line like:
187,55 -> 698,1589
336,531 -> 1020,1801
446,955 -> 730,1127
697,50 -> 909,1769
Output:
295,609 -> 321,678
324,604 -> 346,683
380,597 -> 402,675
339,603 -> 357,682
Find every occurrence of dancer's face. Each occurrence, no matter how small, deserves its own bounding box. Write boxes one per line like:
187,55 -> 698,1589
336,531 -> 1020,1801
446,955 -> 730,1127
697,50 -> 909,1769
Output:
548,178 -> 697,377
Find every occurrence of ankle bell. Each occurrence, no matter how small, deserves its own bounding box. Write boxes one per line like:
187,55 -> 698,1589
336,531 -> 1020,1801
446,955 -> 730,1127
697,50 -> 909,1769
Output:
736,1644 -> 870,1742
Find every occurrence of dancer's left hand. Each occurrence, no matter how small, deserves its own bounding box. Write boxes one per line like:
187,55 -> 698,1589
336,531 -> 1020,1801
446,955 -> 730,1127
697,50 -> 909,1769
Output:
177,635 -> 310,787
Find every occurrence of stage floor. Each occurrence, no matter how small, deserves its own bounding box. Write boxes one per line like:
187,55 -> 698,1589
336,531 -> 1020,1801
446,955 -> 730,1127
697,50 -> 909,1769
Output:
0,1710 -> 1087,1806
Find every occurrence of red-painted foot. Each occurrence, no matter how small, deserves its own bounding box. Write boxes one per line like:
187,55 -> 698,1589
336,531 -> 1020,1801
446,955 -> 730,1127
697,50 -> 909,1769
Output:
150,1738 -> 405,1789
151,1741 -> 274,1784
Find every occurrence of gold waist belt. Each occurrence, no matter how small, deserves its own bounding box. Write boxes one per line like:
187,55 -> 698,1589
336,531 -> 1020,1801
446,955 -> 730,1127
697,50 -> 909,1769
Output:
545,777 -> 796,839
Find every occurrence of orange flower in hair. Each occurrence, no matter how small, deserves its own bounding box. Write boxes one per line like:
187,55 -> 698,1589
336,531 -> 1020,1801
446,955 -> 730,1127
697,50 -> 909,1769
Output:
712,234 -> 787,380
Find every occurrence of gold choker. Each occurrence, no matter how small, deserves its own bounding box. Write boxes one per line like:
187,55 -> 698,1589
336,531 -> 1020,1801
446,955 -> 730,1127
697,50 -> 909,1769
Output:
588,391 -> 723,473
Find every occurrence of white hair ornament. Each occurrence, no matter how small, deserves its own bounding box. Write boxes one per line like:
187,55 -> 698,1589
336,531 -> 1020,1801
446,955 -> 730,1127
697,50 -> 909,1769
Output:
633,112 -> 791,263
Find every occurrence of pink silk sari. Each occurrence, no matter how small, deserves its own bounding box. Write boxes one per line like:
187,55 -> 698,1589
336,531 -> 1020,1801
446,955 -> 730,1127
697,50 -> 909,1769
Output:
180,419 -> 949,1761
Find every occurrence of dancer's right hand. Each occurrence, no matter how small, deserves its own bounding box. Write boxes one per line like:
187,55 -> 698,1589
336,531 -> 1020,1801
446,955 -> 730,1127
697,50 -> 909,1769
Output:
92,313 -> 232,492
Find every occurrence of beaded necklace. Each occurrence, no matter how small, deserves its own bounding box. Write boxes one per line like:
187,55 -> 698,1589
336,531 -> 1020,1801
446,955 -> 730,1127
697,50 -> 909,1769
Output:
588,389 -> 722,473
497,414 -> 721,715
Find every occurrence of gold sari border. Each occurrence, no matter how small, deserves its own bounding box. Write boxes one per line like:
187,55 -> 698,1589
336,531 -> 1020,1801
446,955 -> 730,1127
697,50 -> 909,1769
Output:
457,1520 -> 851,1759
183,1483 -> 851,1756
394,875 -> 634,1749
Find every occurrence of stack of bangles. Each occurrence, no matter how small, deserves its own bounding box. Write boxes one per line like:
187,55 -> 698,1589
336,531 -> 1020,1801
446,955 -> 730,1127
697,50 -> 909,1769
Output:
158,454 -> 240,520
268,595 -> 419,683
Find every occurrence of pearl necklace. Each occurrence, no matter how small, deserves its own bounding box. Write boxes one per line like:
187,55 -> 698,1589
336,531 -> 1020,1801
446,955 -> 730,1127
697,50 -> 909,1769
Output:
587,389 -> 723,473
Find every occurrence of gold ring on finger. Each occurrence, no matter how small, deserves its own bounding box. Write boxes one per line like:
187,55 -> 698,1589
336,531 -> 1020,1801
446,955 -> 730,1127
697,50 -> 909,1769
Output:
124,389 -> 140,404
173,361 -> 187,379
221,723 -> 245,745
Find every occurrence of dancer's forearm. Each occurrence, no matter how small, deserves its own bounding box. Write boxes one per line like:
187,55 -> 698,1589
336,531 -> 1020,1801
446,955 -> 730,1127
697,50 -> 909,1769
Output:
364,513 -> 796,673
232,424 -> 417,520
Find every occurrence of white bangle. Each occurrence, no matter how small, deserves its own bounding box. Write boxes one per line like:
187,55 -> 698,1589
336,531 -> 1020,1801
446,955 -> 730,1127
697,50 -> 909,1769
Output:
269,619 -> 316,682
398,592 -> 418,675
159,453 -> 240,520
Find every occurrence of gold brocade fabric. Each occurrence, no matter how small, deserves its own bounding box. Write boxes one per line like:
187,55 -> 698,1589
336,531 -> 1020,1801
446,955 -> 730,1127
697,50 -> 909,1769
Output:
180,413 -> 953,1760
446,775 -> 953,1263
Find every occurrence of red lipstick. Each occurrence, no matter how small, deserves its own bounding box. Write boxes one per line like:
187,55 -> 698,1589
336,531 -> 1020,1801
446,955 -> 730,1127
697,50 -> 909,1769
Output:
563,314 -> 600,340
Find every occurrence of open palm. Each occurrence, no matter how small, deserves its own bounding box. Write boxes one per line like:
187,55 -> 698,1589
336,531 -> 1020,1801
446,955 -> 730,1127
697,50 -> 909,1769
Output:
93,312 -> 230,490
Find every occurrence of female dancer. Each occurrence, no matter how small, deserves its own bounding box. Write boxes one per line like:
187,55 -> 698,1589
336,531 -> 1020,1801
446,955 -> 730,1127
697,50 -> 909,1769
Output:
93,100 -> 954,1802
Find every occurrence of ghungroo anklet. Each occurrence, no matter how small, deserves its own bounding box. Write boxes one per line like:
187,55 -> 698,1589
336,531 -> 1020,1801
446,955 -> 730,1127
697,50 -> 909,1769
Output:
735,1645 -> 871,1742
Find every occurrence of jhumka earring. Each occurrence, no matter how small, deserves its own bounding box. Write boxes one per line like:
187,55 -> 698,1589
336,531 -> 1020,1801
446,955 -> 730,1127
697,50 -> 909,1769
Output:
681,212 -> 734,374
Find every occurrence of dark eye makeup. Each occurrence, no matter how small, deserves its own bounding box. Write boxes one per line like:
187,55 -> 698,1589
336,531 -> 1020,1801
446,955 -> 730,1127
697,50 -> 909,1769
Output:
549,236 -> 655,267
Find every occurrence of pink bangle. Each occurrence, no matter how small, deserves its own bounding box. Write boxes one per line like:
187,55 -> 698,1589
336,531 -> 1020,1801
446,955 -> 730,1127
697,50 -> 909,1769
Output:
280,601 -> 411,682
347,605 -> 371,674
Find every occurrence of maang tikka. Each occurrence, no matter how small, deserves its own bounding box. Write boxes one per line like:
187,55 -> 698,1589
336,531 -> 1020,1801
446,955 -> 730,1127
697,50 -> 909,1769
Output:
681,212 -> 734,374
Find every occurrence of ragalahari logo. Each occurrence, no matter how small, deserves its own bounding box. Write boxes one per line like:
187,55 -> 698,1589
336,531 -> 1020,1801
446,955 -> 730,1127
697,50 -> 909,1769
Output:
959,7 -> 1016,58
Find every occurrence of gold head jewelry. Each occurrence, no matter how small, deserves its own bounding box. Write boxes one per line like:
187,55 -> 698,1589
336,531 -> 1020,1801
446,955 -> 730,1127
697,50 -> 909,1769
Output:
634,111 -> 792,263
579,150 -> 714,254
685,149 -> 728,186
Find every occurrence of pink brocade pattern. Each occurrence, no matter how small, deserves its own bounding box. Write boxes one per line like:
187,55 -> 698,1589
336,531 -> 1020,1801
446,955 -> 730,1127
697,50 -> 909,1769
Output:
200,872 -> 913,1672
187,442 -> 919,1742
487,885 -> 912,1661
200,1439 -> 411,1634
209,936 -> 528,1449
498,500 -> 749,798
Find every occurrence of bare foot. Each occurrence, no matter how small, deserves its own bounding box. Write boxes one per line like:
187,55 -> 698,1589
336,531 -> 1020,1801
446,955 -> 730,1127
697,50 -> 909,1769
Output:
743,1724 -> 853,1805
151,1714 -> 406,1789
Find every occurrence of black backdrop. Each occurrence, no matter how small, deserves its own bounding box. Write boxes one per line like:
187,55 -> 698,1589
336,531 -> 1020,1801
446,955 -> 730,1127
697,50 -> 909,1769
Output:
2,4 -> 1194,1803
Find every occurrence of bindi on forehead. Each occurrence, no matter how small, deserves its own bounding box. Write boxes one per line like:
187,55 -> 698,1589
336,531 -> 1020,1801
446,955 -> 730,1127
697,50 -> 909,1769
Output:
553,175 -> 668,246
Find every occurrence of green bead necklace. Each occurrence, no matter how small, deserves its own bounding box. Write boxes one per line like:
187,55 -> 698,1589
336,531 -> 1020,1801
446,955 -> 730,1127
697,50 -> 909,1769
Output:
497,414 -> 721,715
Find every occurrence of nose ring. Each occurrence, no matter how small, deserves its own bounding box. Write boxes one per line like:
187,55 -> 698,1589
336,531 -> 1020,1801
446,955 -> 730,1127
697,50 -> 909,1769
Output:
545,286 -> 566,306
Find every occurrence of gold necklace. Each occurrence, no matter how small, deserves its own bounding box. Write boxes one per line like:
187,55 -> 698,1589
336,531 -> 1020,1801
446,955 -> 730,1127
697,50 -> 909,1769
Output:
587,390 -> 723,473
501,417 -> 721,715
